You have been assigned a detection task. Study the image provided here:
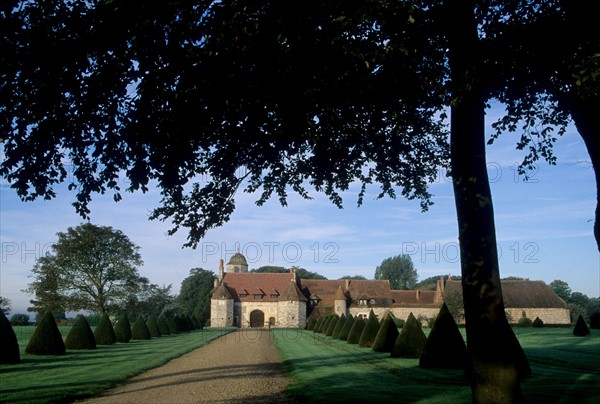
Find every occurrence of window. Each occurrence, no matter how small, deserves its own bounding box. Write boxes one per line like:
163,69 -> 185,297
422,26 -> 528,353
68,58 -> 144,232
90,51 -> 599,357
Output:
270,294 -> 279,298
359,299 -> 368,306
253,294 -> 263,300
239,293 -> 248,298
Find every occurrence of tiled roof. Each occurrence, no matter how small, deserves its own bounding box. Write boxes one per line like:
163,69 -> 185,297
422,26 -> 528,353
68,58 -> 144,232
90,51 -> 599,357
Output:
391,290 -> 438,307
219,272 -> 304,302
299,279 -> 394,307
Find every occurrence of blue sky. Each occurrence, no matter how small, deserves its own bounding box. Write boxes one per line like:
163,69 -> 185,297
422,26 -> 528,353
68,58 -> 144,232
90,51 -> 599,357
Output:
1,105 -> 599,316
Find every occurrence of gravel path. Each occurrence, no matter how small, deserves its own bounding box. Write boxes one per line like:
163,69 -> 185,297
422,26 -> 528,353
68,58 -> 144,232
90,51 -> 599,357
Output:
83,329 -> 296,404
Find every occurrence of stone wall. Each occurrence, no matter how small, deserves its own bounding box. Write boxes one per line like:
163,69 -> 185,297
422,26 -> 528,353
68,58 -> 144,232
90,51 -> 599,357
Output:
278,301 -> 307,328
211,299 -> 234,327
505,307 -> 571,325
238,301 -> 279,328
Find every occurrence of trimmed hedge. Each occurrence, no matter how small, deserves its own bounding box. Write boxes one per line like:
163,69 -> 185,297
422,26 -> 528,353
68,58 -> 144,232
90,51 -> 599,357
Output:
306,316 -> 317,331
347,316 -> 366,344
325,315 -> 339,336
371,313 -> 399,352
318,316 -> 332,334
332,314 -> 346,339
337,314 -> 355,341
312,317 -> 324,333
531,317 -> 544,328
94,313 -> 117,345
114,315 -> 132,343
573,314 -> 590,337
1,310 -> 20,364
158,316 -> 170,335
166,316 -> 179,334
419,303 -> 466,369
25,311 -> 66,355
358,310 -> 380,348
391,312 -> 427,358
146,316 -> 161,337
131,317 -> 152,340
65,314 -> 96,349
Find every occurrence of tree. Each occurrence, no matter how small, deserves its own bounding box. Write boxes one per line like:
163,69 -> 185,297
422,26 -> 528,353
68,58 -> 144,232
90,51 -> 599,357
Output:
0,296 -> 12,316
251,266 -> 327,280
550,280 -> 573,302
338,275 -> 367,280
26,223 -> 143,315
10,313 -> 30,326
176,268 -> 215,325
374,255 -> 417,290
23,260 -> 66,319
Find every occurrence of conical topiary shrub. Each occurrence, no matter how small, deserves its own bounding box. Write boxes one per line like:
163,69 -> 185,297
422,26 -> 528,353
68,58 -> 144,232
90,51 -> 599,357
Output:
591,312 -> 600,329
391,312 -> 427,358
318,316 -> 332,334
131,317 -> 151,340
114,315 -> 132,343
358,310 -> 380,348
371,312 -> 399,352
573,314 -> 591,336
94,313 -> 117,345
419,303 -> 466,369
306,316 -> 317,331
312,317 -> 324,333
166,316 -> 179,334
531,317 -> 544,328
347,316 -> 366,344
25,311 -> 66,355
325,315 -> 339,336
332,314 -> 346,339
338,314 -> 355,341
158,316 -> 170,335
146,316 -> 161,337
1,310 -> 20,364
65,314 -> 96,349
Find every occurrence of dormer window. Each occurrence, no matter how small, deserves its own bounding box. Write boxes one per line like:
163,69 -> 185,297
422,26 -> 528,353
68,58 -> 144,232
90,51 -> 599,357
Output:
239,293 -> 248,298
253,294 -> 263,300
359,299 -> 368,306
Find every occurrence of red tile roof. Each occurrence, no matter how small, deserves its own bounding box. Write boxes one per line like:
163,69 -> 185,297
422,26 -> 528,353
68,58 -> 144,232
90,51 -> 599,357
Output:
391,290 -> 438,307
217,272 -> 306,302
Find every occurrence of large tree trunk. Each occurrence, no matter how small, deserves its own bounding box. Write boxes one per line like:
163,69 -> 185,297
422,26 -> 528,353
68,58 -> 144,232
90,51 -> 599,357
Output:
570,95 -> 600,252
447,1 -> 530,402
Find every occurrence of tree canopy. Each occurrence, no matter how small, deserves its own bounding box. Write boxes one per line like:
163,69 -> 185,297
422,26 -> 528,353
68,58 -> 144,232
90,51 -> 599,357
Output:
251,266 -> 327,280
374,254 -> 418,290
176,268 -> 216,324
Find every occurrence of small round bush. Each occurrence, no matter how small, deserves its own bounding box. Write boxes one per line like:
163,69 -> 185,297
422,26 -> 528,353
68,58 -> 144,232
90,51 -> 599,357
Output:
94,313 -> 117,345
325,315 -> 339,336
372,313 -> 399,352
358,310 -> 380,348
332,314 -> 346,339
1,310 -> 20,364
65,314 -> 96,349
131,317 -> 152,340
517,316 -> 533,327
337,314 -> 355,341
158,316 -> 170,335
25,311 -> 66,355
419,304 -> 466,369
391,312 -> 427,358
146,316 -> 161,337
347,317 -> 366,344
114,315 -> 132,343
531,317 -> 544,328
573,314 -> 590,337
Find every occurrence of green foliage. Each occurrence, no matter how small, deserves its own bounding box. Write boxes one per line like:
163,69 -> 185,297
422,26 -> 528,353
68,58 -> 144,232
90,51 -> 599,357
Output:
374,255 -> 417,290
177,268 -> 215,324
0,311 -> 20,364
337,314 -> 355,341
532,317 -> 544,328
166,316 -> 179,334
517,316 -> 533,328
25,311 -> 66,355
312,317 -> 324,333
573,314 -> 590,337
146,316 -> 161,337
346,317 -> 366,344
252,266 -> 327,280
10,313 -> 30,326
317,316 -> 332,334
0,296 -> 12,316
305,316 -> 317,331
391,312 -> 427,358
131,317 -> 151,340
94,313 -> 116,345
371,313 -> 399,352
338,275 -> 367,280
358,310 -> 380,348
157,316 -> 170,335
590,312 -> 600,329
331,314 -> 346,339
65,314 -> 96,349
325,315 -> 339,336
550,280 -> 572,302
393,318 -> 405,328
114,315 -> 132,343
419,304 -> 466,369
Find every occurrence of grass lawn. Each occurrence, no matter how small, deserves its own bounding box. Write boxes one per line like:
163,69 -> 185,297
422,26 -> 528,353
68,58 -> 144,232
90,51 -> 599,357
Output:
273,328 -> 600,403
1,327 -> 235,403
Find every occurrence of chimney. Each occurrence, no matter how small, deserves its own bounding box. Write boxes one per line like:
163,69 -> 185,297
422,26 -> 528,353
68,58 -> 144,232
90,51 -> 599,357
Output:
291,267 -> 297,283
345,279 -> 350,290
416,290 -> 421,300
219,259 -> 224,281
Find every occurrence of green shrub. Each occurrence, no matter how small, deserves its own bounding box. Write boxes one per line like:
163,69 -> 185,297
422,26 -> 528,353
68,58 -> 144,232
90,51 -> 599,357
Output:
157,316 -> 170,335
346,317 -> 366,344
166,316 -> 179,334
590,312 -> 600,329
573,314 -> 590,337
65,314 -> 96,349
331,314 -> 346,339
10,313 -> 30,326
94,313 -> 117,345
371,313 -> 399,352
325,315 -> 339,336
146,316 -> 161,337
391,312 -> 427,358
114,315 -> 132,343
1,310 -> 20,364
358,310 -> 380,348
306,316 -> 317,331
25,311 -> 66,355
312,317 -> 324,333
319,316 -> 334,334
337,314 -> 355,341
419,303 -> 466,369
131,317 -> 152,340
393,318 -> 405,328
531,317 -> 544,328
517,316 -> 533,327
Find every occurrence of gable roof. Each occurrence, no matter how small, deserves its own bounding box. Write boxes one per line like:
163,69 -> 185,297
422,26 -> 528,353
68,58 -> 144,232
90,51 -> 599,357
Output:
299,279 -> 393,307
391,290 -> 438,307
219,272 -> 306,302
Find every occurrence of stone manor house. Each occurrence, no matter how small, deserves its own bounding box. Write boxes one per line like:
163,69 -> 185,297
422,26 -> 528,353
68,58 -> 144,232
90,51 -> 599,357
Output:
210,253 -> 571,328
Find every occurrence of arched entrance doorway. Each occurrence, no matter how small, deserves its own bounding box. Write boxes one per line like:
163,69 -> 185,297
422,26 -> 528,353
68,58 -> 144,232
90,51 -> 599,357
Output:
249,310 -> 265,328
